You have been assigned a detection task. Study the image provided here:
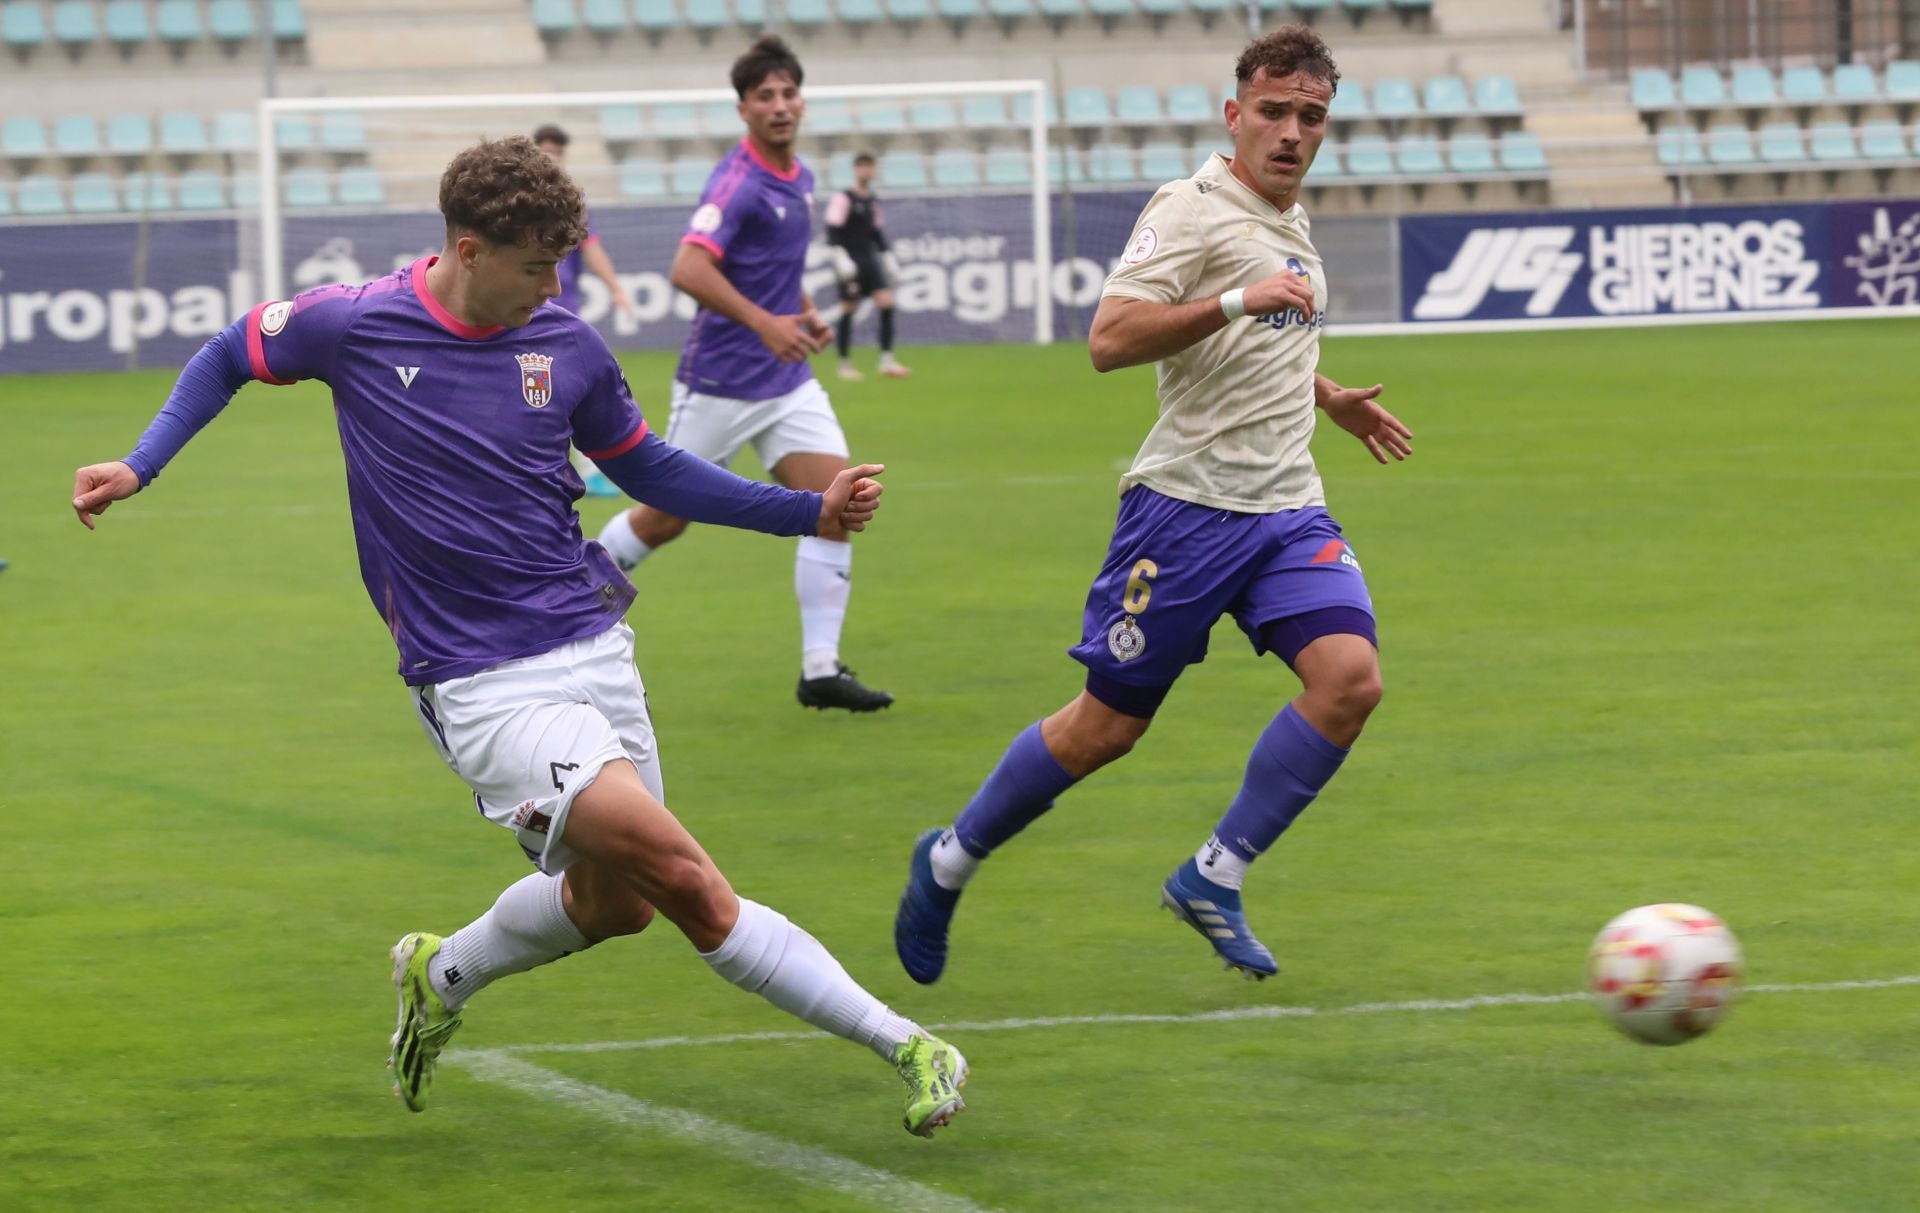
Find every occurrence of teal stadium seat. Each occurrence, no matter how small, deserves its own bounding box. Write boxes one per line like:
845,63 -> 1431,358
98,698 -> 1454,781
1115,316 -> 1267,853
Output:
1047,145 -> 1086,184
1115,86 -> 1162,125
1329,80 -> 1369,120
215,110 -> 256,151
160,111 -> 210,152
336,165 -> 386,206
3,2 -> 48,47
1422,76 -> 1472,117
1395,133 -> 1443,175
600,104 -> 644,143
1780,66 -> 1826,105
637,0 -> 685,31
230,170 -> 260,208
70,172 -> 120,214
617,158 -> 667,197
1344,134 -> 1392,176
880,150 -> 929,189
581,0 -> 628,30
18,176 -> 65,215
961,94 -> 1009,129
1064,86 -> 1112,127
54,114 -> 103,155
177,170 -> 227,209
910,99 -> 959,132
886,0 -> 933,20
532,0 -> 580,32
319,112 -> 367,152
1681,67 -> 1727,107
696,100 -> 737,136
107,113 -> 153,154
1756,122 -> 1806,165
284,167 -> 332,206
938,0 -> 983,19
669,156 -> 710,194
822,152 -> 855,189
1138,141 -> 1185,180
1137,0 -> 1179,15
856,100 -> 908,134
1447,132 -> 1496,173
52,1 -> 100,45
1309,145 -> 1342,180
1655,125 -> 1704,167
1088,142 -> 1135,182
1730,66 -> 1777,107
1088,0 -> 1132,17
1336,0 -> 1380,15
932,148 -> 980,187
1807,122 -> 1856,162
1185,0 -> 1232,14
1705,124 -> 1755,165
274,114 -> 315,150
1389,0 -> 1432,9
1009,90 -> 1060,127
806,98 -> 854,136
155,0 -> 203,44
1498,130 -> 1547,172
1289,0 -> 1333,12
1830,64 -> 1877,104
1473,75 -> 1521,115
1857,120 -> 1907,160
1035,0 -> 1082,18
3,116 -> 50,157
983,145 -> 1030,186
650,103 -> 698,138
838,0 -> 885,25
1885,61 -> 1920,103
104,1 -> 150,43
1370,78 -> 1419,119
207,0 -> 255,39
987,0 -> 1034,20
1630,69 -> 1676,110
123,172 -> 174,211
272,0 -> 304,38
785,0 -> 831,24
1165,84 -> 1213,124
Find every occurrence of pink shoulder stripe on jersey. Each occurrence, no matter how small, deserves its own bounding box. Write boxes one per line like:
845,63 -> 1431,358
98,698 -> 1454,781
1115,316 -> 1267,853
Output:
680,232 -> 725,261
704,153 -> 752,211
245,302 -> 296,386
410,257 -> 505,340
741,137 -> 802,182
581,418 -> 651,461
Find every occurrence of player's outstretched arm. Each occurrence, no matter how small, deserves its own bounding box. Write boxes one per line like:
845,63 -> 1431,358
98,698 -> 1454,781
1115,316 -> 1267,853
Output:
820,463 -> 885,533
71,462 -> 142,529
591,431 -> 828,538
1316,374 -> 1413,464
669,242 -> 824,363
1089,264 -> 1317,372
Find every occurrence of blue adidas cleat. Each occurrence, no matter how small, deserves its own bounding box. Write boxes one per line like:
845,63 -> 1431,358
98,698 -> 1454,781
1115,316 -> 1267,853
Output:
895,827 -> 963,985
581,469 -> 621,498
1160,858 -> 1279,980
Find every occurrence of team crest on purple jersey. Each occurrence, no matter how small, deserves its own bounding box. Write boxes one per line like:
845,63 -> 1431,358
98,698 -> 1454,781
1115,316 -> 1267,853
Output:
516,352 -> 554,408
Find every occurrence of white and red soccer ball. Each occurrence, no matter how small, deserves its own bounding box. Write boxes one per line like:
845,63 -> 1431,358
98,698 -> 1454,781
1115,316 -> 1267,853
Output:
1587,903 -> 1742,1045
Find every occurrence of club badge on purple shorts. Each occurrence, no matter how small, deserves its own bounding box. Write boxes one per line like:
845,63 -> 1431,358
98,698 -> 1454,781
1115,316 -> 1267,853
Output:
517,352 -> 554,408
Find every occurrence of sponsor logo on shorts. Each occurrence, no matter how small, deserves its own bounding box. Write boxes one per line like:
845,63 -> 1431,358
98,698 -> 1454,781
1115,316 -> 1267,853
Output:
1107,616 -> 1147,662
1311,539 -> 1361,571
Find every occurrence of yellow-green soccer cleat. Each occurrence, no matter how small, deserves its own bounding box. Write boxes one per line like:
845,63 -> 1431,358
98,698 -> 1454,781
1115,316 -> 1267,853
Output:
388,932 -> 463,1112
892,1034 -> 968,1138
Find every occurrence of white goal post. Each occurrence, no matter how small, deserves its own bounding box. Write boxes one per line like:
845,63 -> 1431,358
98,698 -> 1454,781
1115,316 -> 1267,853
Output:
255,80 -> 1055,344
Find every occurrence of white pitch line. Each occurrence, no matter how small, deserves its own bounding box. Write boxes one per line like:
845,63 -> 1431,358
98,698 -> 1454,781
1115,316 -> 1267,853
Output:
468,974 -> 1920,1058
453,1051 -> 995,1213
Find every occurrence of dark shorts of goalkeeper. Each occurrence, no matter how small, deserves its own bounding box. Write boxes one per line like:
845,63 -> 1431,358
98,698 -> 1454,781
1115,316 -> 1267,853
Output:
840,250 -> 891,299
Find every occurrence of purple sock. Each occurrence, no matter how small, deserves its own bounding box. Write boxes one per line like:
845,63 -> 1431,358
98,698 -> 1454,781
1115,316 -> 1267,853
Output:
951,722 -> 1079,857
1212,705 -> 1349,862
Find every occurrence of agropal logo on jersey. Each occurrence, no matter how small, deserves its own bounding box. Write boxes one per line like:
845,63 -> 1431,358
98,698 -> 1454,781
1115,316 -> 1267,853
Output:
516,352 -> 554,408
1413,218 -> 1819,320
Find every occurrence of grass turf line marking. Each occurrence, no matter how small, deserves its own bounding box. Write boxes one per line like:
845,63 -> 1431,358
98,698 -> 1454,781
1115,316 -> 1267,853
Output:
454,1051 -> 996,1213
464,975 -> 1920,1058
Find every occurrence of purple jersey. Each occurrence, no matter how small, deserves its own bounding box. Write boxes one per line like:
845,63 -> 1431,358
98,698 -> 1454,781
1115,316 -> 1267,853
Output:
677,139 -> 816,401
242,257 -> 647,684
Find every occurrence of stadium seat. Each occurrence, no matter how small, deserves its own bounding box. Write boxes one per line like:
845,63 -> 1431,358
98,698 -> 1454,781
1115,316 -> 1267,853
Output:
215,110 -> 257,151
1035,0 -> 1079,17
735,0 -> 767,25
1395,133 -> 1443,175
1858,119 -> 1907,160
319,112 -> 367,152
1704,124 -> 1755,165
857,100 -> 908,134
1654,125 -> 1704,167
1422,76 -> 1472,118
885,0 -> 933,19
271,0 -> 304,38
1885,60 -> 1920,103
17,175 -> 64,214
1447,132 -> 1496,174
336,165 -> 385,206
1630,69 -> 1676,110
1047,145 -> 1086,184
1681,67 -> 1727,108
581,0 -> 628,30
284,167 -> 332,207
987,0 -> 1035,21
880,150 -> 929,189
785,0 -> 831,24
821,151 -> 855,189
983,145 -> 1029,186
961,94 -> 1010,129
1807,121 -> 1856,162
1343,134 -> 1392,176
104,1 -> 150,43
176,170 -> 227,209
3,115 -> 50,157
600,104 -> 644,143
1138,141 -> 1185,181
650,103 -> 698,139
1289,0 -> 1333,12
669,155 -> 710,194
1830,63 -> 1877,104
909,99 -> 959,132
70,172 -> 120,214
3,2 -> 48,48
1137,0 -> 1181,16
207,0 -> 255,40
155,0 -> 203,44
53,114 -> 103,155
838,0 -> 885,25
532,0 -> 580,32
159,111 -> 210,152
1497,130 -> 1547,172
1309,145 -> 1342,180
1730,65 -> 1777,107
696,100 -> 737,136
274,114 -> 315,151
1474,75 -> 1522,115
230,170 -> 260,208
617,158 -> 667,197
937,0 -> 983,19
123,172 -> 174,212
1064,86 -> 1112,127
1115,86 -> 1162,125
1186,0 -> 1233,14
52,1 -> 100,45
1,178 -> 19,217
806,97 -> 854,135
1329,81 -> 1369,120
1165,84 -> 1213,125
931,148 -> 980,187
637,0 -> 685,31
1370,78 -> 1419,119
1087,0 -> 1132,18
1008,90 -> 1060,127
1780,66 -> 1826,105
107,113 -> 153,155
1088,142 -> 1135,182
1756,122 -> 1806,165
1389,0 -> 1432,9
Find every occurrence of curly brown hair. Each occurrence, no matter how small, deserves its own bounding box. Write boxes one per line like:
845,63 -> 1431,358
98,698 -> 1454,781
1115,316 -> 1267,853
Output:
438,136 -> 587,255
732,34 -> 803,97
1234,26 -> 1340,97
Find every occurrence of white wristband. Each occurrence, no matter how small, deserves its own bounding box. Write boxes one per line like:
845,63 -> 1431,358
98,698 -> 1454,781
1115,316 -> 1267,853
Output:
1219,288 -> 1247,321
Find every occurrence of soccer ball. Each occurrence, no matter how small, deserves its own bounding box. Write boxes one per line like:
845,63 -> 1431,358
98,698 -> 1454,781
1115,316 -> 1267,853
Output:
1587,903 -> 1742,1045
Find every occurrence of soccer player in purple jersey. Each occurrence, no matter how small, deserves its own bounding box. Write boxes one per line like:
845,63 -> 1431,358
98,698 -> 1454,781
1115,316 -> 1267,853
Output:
894,29 -> 1414,984
70,137 -> 969,1137
595,36 -> 894,714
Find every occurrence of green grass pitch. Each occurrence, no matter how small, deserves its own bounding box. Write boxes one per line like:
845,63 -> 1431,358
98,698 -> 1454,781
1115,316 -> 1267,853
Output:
2,319 -> 1917,1211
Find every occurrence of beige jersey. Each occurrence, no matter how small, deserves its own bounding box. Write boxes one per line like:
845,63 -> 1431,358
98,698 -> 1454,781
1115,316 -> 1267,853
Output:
1100,152 -> 1328,513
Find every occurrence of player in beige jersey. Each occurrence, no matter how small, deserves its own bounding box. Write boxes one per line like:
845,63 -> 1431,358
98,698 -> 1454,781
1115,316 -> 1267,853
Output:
895,28 -> 1413,982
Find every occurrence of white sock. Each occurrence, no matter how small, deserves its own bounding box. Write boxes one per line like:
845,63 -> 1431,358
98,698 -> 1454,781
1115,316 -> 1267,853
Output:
795,536 -> 852,679
597,510 -> 652,571
702,898 -> 919,1060
428,872 -> 590,1010
929,828 -> 980,892
1195,835 -> 1250,891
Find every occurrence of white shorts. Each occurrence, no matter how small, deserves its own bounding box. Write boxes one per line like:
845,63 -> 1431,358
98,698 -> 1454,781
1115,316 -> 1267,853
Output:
663,377 -> 849,471
410,622 -> 662,875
